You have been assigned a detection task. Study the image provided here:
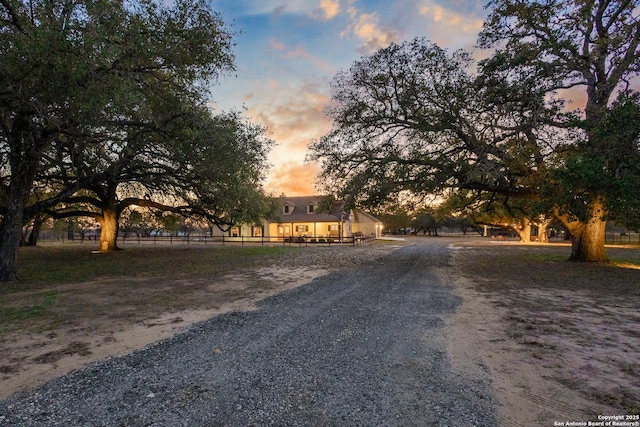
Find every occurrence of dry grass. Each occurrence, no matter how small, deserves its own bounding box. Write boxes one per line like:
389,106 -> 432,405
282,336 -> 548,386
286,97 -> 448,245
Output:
2,238 -> 639,417
1,245 -> 295,337
453,241 -> 640,416
2,242 -> 399,337
0,241 -> 406,400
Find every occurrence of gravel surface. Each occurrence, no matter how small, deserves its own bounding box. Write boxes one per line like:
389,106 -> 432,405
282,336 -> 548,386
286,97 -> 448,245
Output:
0,242 -> 497,426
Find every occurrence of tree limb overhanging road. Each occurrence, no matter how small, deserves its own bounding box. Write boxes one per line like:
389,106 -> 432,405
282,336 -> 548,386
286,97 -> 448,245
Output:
0,243 -> 497,426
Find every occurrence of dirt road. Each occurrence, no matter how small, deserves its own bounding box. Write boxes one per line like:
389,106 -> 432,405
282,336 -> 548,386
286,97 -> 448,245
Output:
1,240 -> 498,426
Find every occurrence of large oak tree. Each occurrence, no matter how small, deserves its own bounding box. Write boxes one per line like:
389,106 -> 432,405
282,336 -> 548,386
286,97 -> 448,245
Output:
479,0 -> 640,261
41,107 -> 273,251
309,39 -> 552,234
311,0 -> 640,262
0,0 -> 235,281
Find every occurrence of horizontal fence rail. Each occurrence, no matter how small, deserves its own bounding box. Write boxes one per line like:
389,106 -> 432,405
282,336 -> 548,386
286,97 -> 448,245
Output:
605,232 -> 640,246
40,231 -> 640,246
120,234 -> 379,247
38,233 -> 379,247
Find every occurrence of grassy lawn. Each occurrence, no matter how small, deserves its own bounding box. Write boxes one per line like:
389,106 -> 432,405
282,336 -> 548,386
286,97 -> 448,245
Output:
0,245 -> 299,335
14,245 -> 294,286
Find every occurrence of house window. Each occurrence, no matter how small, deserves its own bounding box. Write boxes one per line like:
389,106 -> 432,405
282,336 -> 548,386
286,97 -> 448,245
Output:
328,225 -> 339,231
308,204 -> 315,214
297,225 -> 308,233
253,226 -> 262,237
284,205 -> 290,214
231,227 -> 240,237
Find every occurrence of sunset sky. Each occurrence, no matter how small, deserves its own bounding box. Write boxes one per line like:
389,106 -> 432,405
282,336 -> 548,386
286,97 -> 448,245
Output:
209,0 -> 488,196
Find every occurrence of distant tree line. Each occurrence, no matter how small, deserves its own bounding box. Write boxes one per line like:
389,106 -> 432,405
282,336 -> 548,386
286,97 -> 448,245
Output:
374,204 -> 482,237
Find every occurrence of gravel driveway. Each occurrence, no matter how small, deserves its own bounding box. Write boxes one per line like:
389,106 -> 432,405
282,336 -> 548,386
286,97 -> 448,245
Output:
0,242 -> 497,426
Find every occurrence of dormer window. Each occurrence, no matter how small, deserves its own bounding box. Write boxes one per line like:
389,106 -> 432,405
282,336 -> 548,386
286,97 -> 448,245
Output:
283,204 -> 291,214
307,203 -> 315,214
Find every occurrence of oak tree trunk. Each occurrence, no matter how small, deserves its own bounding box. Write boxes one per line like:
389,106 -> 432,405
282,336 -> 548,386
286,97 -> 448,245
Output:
514,218 -> 532,243
563,199 -> 608,262
24,214 -> 47,247
97,207 -> 120,252
0,199 -> 25,282
536,218 -> 552,244
67,218 -> 75,241
0,121 -> 47,281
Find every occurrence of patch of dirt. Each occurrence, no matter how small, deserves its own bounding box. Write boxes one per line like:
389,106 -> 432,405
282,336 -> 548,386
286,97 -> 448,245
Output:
32,342 -> 92,364
447,240 -> 640,426
0,242 -> 405,400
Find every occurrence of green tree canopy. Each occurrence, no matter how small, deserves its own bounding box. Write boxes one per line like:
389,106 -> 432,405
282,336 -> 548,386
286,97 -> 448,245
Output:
542,92 -> 640,231
479,0 -> 640,261
309,38 -> 549,227
311,0 -> 640,262
0,0 -> 237,281
39,107 -> 273,251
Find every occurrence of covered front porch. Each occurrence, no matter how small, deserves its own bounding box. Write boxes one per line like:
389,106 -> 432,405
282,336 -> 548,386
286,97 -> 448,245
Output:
268,221 -> 351,239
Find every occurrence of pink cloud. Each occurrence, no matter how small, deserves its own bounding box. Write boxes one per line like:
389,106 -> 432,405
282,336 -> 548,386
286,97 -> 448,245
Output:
342,3 -> 400,53
311,0 -> 341,20
266,161 -> 321,196
269,38 -> 286,51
